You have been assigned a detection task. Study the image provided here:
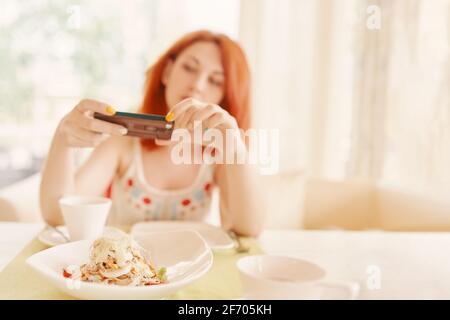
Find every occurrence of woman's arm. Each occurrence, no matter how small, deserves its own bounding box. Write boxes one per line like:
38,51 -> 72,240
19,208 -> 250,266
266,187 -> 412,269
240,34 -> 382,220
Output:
40,100 -> 127,226
40,132 -> 124,226
214,146 -> 266,237
164,98 -> 266,236
40,131 -> 76,226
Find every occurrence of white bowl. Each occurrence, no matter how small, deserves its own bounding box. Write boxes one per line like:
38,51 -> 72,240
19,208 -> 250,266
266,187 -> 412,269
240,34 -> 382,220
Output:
236,255 -> 359,300
26,230 -> 213,300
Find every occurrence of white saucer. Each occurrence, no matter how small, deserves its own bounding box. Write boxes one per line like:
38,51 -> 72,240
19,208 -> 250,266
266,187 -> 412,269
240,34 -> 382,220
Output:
38,226 -> 124,247
131,221 -> 235,251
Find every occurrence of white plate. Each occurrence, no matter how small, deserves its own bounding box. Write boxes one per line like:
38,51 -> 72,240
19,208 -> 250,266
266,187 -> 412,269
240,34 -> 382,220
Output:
131,221 -> 235,250
38,226 -> 122,247
27,230 -> 213,300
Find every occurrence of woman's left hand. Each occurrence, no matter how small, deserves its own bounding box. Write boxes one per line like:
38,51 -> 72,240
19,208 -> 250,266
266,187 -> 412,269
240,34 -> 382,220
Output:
159,98 -> 247,157
165,98 -> 239,134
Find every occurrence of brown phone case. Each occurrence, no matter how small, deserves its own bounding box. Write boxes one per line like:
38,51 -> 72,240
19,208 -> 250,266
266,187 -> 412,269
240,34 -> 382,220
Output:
93,111 -> 174,140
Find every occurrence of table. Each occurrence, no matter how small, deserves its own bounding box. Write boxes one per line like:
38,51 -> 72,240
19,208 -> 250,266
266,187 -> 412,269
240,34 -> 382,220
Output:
0,222 -> 43,272
1,222 -> 450,299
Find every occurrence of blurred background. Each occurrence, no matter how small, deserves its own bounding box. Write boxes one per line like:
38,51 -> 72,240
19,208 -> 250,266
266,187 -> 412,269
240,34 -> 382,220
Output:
0,0 -> 449,230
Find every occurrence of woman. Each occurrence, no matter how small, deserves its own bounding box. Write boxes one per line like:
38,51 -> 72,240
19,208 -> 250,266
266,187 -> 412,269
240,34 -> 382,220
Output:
40,30 -> 264,236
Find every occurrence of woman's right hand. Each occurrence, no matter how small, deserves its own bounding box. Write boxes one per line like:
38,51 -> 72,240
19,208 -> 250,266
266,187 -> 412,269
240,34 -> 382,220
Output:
57,99 -> 128,148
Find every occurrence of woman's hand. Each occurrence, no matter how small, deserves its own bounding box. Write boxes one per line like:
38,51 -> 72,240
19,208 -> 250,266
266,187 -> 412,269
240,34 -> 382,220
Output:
57,99 -> 128,148
161,98 -> 246,158
165,98 -> 239,134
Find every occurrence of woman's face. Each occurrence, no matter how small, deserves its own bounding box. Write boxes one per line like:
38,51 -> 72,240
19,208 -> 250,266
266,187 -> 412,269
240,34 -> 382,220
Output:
163,41 -> 225,109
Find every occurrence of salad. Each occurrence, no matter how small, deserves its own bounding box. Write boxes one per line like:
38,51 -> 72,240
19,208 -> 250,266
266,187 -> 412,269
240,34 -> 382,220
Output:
63,234 -> 167,286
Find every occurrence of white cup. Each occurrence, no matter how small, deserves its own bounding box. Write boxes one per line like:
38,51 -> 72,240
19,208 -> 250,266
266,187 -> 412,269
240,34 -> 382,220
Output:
236,255 -> 360,300
59,195 -> 111,241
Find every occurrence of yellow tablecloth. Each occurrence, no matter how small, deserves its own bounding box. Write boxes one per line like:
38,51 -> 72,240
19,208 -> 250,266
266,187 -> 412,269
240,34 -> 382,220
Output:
0,228 -> 262,300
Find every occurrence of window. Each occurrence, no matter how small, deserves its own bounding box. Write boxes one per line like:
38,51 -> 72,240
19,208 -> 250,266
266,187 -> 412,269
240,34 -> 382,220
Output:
0,0 -> 240,186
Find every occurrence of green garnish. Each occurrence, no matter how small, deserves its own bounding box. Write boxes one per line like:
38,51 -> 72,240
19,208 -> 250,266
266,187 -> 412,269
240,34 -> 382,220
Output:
157,267 -> 167,282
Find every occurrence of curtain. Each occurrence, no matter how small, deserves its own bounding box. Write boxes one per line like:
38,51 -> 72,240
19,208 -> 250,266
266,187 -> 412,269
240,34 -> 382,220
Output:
239,0 -> 450,197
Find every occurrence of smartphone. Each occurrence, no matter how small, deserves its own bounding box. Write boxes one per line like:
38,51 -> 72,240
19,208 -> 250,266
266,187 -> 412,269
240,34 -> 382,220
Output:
93,111 -> 174,140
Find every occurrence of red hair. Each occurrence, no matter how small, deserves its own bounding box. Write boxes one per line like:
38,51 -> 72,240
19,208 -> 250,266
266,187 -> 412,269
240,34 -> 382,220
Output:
138,30 -> 251,150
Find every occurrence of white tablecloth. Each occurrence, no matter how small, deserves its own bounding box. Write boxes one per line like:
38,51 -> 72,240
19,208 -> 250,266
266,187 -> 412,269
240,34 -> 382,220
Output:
1,222 -> 450,299
0,222 -> 43,272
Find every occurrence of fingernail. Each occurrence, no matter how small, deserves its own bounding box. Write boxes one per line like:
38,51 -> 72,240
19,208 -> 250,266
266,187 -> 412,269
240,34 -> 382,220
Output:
106,106 -> 116,115
118,128 -> 127,135
165,111 -> 175,122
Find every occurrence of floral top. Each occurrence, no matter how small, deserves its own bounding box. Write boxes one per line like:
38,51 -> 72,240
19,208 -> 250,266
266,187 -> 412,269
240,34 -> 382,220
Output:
108,139 -> 215,225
